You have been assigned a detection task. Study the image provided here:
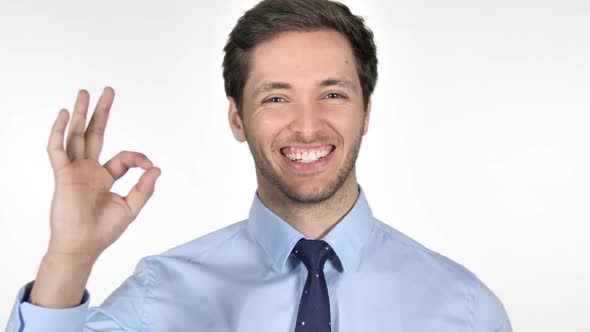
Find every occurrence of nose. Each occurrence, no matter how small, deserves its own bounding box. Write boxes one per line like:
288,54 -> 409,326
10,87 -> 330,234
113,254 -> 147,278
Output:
287,101 -> 325,137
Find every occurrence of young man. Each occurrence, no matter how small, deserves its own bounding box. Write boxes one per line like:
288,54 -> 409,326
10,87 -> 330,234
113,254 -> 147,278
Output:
6,0 -> 512,331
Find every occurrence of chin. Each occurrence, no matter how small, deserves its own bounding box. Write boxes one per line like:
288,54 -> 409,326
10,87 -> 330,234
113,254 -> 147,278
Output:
278,178 -> 342,204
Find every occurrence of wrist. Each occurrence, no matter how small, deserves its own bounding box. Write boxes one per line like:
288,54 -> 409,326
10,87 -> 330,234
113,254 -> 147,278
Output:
43,250 -> 99,268
28,252 -> 96,308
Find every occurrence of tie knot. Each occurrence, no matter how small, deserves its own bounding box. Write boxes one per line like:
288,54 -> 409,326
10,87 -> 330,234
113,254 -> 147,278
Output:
292,238 -> 333,272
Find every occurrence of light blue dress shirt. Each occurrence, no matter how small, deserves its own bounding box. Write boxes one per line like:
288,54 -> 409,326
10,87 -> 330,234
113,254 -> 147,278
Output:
6,186 -> 512,331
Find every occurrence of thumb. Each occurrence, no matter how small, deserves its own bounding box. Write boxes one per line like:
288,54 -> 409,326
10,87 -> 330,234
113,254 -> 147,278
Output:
124,167 -> 161,221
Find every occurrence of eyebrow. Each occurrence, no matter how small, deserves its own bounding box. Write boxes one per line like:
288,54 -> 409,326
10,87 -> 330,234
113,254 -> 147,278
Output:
252,78 -> 357,98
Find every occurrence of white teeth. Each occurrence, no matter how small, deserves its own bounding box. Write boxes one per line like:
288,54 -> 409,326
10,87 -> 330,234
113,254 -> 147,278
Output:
285,149 -> 331,163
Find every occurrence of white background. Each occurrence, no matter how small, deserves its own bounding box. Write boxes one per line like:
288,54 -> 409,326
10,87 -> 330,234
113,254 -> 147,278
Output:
1,0 -> 588,330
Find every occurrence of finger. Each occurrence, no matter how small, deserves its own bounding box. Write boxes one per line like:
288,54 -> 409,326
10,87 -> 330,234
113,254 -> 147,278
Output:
47,109 -> 71,173
103,151 -> 153,181
65,89 -> 90,161
85,86 -> 115,161
123,166 -> 161,220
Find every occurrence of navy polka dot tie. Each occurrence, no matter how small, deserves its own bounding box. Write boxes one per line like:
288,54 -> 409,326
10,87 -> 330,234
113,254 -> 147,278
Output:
292,238 -> 333,332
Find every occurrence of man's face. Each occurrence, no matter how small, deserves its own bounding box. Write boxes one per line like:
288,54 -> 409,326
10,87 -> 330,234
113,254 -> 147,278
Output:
228,29 -> 371,204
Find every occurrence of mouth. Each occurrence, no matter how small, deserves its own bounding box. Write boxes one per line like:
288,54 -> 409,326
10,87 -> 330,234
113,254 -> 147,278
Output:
279,144 -> 336,173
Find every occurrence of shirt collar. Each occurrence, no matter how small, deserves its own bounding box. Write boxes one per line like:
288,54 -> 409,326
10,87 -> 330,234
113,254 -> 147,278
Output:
247,184 -> 376,273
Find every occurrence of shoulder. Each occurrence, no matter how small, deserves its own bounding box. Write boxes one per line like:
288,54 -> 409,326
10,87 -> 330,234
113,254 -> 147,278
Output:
372,218 -> 512,330
471,275 -> 513,331
149,219 -> 248,262
372,218 -> 477,282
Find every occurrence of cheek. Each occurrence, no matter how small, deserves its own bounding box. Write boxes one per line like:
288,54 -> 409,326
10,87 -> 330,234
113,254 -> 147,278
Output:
326,112 -> 365,140
259,112 -> 284,128
249,111 -> 287,148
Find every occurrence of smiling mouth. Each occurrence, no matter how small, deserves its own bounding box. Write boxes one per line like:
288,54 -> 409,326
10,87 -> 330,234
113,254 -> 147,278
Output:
280,145 -> 335,163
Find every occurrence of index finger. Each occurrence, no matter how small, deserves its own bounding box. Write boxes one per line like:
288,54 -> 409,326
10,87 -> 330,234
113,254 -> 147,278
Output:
47,109 -> 71,173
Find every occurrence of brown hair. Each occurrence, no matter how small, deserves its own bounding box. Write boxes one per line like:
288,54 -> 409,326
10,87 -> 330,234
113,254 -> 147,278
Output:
222,0 -> 378,117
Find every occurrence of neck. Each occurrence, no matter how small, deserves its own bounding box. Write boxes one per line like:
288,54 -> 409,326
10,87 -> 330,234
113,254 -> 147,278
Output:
256,171 -> 360,240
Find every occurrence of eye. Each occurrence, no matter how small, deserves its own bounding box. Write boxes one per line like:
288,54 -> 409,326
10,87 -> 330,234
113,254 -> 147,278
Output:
263,96 -> 286,103
325,92 -> 344,99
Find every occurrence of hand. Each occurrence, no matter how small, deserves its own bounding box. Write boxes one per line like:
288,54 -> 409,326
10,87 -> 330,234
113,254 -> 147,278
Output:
46,87 -> 161,261
29,86 -> 161,308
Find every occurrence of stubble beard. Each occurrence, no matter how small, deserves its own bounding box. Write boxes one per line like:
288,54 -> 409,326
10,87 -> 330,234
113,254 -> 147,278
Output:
246,127 -> 364,205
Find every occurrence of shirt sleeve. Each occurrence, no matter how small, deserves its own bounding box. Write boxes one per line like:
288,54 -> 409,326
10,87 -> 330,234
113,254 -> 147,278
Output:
5,258 -> 153,332
5,281 -> 90,332
471,276 -> 513,332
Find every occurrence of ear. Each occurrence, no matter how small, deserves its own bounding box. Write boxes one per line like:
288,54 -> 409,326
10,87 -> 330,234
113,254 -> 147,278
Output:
228,96 -> 247,142
362,96 -> 372,136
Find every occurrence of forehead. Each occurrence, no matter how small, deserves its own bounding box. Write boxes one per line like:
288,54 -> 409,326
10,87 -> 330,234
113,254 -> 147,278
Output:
245,29 -> 359,94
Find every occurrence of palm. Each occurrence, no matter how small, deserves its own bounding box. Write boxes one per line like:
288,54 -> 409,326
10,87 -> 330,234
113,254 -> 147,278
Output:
49,160 -> 123,256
